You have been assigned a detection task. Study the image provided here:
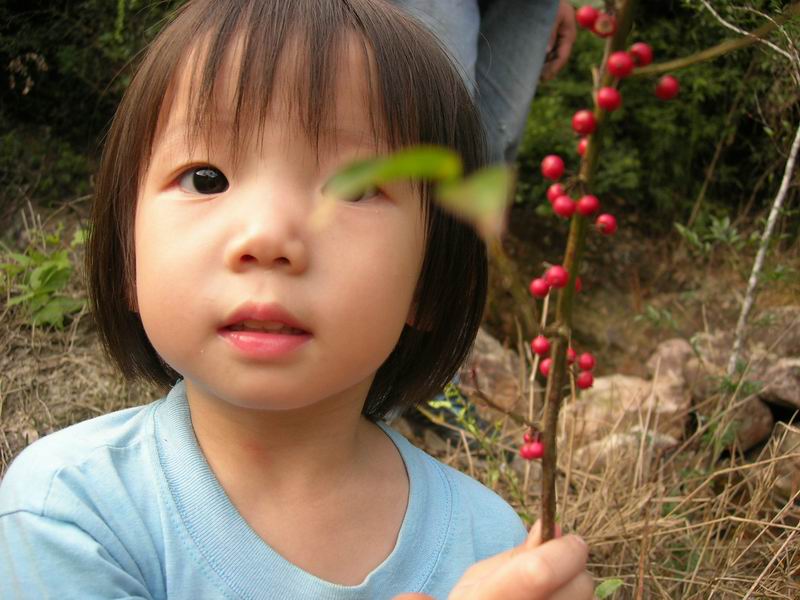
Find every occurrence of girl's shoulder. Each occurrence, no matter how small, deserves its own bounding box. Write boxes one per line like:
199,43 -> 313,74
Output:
0,400 -> 162,517
379,421 -> 528,553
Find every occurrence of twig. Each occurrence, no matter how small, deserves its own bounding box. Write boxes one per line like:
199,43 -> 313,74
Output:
698,0 -> 794,61
727,118 -> 800,376
631,2 -> 800,77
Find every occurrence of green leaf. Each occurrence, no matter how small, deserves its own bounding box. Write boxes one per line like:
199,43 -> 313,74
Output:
32,296 -> 84,328
436,165 -> 516,240
6,252 -> 34,267
428,399 -> 453,410
29,261 -> 71,292
7,291 -> 37,306
71,227 -> 87,247
595,578 -> 624,598
323,146 -> 462,201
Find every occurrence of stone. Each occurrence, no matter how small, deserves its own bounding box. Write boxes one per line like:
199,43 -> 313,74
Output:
759,358 -> 800,410
749,306 -> 800,358
571,429 -> 678,474
646,338 -> 693,380
422,428 -> 450,455
772,422 -> 800,503
560,373 -> 690,450
458,327 -> 523,414
684,356 -> 723,400
732,397 -> 774,452
387,416 -> 416,441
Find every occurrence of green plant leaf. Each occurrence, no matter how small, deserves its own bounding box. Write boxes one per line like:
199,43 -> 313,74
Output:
323,146 -> 462,201
32,296 -> 84,328
436,165 -> 516,240
71,227 -> 87,247
7,291 -> 37,306
595,578 -> 624,598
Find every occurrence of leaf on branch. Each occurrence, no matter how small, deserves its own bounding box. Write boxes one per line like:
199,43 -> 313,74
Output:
436,165 -> 516,241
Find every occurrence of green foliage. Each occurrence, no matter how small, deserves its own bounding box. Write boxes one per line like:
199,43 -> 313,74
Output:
634,304 -> 679,331
518,1 -> 798,231
595,578 -> 624,599
1,0 -> 183,210
675,214 -> 745,258
1,222 -> 86,329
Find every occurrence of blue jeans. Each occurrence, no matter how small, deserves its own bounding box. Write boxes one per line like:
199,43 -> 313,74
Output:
390,0 -> 559,163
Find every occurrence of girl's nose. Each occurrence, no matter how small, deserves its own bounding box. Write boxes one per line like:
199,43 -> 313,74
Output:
222,188 -> 310,274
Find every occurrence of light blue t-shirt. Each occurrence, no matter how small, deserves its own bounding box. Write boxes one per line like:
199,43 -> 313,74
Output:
0,381 -> 528,599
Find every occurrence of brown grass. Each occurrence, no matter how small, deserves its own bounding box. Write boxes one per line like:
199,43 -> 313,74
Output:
2,206 -> 799,598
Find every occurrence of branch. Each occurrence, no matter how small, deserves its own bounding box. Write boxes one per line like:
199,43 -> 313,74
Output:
727,118 -> 800,377
699,0 -> 794,61
631,2 -> 800,77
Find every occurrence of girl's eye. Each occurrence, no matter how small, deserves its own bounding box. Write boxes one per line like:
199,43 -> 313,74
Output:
341,185 -> 382,203
178,166 -> 229,194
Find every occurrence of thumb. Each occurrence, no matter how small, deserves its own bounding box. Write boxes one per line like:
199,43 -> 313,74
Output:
524,519 -> 563,550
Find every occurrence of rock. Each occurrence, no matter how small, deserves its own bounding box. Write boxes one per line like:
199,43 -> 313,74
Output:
560,374 -> 690,450
646,338 -> 693,380
388,416 -> 416,441
684,356 -> 722,400
733,397 -> 774,452
422,428 -> 449,455
750,306 -> 800,358
571,429 -> 678,474
458,327 -> 522,415
759,358 -> 800,410
772,422 -> 800,503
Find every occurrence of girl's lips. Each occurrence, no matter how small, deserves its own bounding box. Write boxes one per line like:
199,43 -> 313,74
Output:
219,328 -> 312,359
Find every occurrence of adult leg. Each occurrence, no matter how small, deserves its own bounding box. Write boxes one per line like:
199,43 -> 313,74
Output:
387,0 -> 481,95
475,0 -> 559,163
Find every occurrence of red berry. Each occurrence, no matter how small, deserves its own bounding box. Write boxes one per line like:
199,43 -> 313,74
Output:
596,213 -> 618,235
578,352 -> 596,371
541,155 -> 565,180
592,12 -> 616,38
545,265 -> 569,288
572,110 -> 596,135
531,335 -> 550,356
597,86 -> 622,111
539,358 -> 552,378
576,194 -> 600,216
629,42 -> 653,67
655,75 -> 680,100
575,5 -> 599,29
577,138 -> 589,156
607,51 -> 634,78
520,441 -> 545,460
567,347 -> 576,364
523,431 -> 535,443
576,371 -> 594,390
547,183 -> 565,203
553,195 -> 576,218
529,277 -> 550,298
528,440 -> 545,459
575,276 -> 583,293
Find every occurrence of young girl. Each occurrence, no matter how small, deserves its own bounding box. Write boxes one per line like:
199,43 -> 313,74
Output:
0,0 -> 591,598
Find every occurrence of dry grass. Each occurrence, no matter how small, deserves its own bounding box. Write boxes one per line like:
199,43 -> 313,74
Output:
418,365 -> 800,599
2,207 -> 799,598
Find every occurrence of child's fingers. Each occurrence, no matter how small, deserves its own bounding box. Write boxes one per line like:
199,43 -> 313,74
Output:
480,534 -> 589,600
392,594 -> 434,600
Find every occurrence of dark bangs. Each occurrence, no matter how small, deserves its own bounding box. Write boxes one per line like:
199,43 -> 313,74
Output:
88,0 -> 489,421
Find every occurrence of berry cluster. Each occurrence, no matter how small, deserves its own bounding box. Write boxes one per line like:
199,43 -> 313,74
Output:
519,429 -> 544,460
529,334 -> 597,391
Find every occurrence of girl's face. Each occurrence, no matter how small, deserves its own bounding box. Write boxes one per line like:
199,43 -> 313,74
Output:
133,37 -> 426,412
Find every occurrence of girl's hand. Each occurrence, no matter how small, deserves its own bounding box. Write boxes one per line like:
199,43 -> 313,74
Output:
393,520 -> 593,600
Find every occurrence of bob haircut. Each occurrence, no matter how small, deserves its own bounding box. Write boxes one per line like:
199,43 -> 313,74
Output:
87,0 -> 489,422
